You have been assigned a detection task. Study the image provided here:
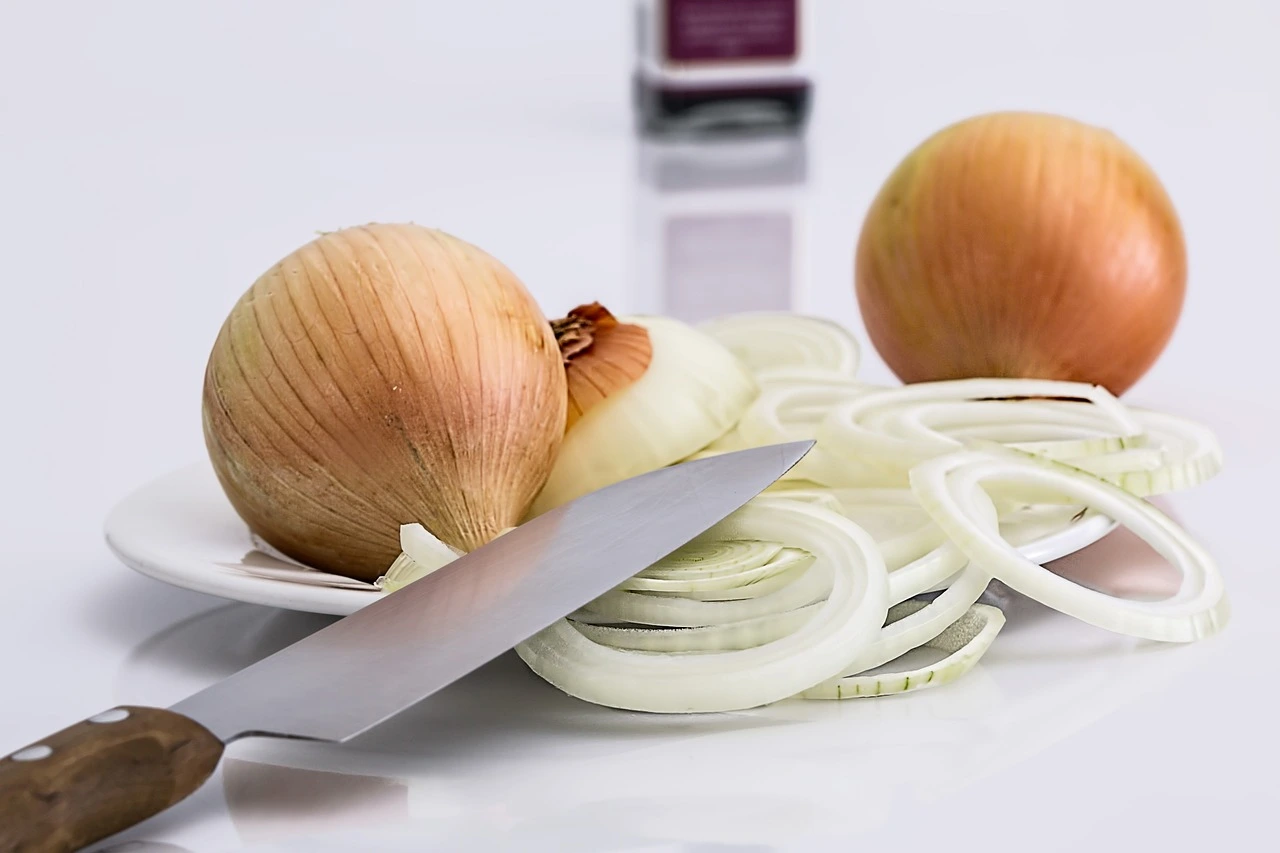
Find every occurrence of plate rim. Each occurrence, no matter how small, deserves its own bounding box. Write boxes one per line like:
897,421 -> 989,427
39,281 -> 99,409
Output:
104,463 -> 1117,617
105,464 -> 379,616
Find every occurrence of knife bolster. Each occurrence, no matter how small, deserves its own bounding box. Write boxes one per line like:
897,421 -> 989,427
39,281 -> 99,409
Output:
0,705 -> 224,852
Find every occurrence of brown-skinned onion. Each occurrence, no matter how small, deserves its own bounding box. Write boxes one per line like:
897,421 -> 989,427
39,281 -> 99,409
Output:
202,223 -> 566,581
856,111 -> 1186,395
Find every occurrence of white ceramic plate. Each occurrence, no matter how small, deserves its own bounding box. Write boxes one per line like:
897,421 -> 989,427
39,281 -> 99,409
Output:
105,463 -> 1117,616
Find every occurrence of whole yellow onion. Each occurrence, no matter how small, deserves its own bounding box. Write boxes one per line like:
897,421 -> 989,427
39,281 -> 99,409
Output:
202,223 -> 566,581
856,112 -> 1186,395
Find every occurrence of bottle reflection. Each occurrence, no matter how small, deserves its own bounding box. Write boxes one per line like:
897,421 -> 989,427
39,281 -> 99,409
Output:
632,132 -> 809,321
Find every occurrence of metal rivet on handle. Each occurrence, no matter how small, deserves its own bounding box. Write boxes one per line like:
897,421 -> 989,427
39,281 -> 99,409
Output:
11,745 -> 53,762
89,708 -> 131,724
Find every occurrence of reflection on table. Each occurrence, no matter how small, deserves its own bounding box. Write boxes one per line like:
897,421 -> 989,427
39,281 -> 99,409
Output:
109,512 -> 1203,849
631,133 -> 809,322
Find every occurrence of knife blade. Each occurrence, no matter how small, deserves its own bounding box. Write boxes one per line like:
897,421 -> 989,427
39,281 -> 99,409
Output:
0,441 -> 812,852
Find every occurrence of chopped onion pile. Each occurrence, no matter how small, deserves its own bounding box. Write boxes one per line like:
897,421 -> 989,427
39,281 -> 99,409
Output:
380,312 -> 1230,712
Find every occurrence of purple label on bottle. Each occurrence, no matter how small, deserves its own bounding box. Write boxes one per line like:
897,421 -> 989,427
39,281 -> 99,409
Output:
665,0 -> 798,62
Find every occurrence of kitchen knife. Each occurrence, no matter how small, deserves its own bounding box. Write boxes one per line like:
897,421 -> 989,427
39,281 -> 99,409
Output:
0,441 -> 812,852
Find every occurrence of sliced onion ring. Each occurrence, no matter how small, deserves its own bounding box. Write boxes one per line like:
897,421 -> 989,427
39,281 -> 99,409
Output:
636,540 -> 784,579
818,379 -> 1141,483
571,557 -> 828,628
635,554 -> 813,600
699,312 -> 861,380
516,498 -> 890,712
838,556 -> 989,679
1065,408 -> 1223,497
910,449 -> 1229,642
759,487 -> 943,570
570,604 -> 819,653
821,493 -> 1000,686
888,544 -> 968,604
868,399 -> 1147,460
802,603 -> 1005,699
735,383 -> 875,483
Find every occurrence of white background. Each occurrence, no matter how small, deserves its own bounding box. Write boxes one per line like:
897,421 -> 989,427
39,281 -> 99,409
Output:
1,1 -> 1277,850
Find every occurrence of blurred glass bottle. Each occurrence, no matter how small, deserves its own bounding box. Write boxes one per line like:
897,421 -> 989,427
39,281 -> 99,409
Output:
633,0 -> 812,136
631,133 -> 809,322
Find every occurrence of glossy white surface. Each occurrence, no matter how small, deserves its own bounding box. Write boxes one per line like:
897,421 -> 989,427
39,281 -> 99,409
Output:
1,2 -> 1277,851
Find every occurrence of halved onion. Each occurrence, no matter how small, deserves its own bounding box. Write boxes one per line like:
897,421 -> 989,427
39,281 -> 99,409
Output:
531,316 -> 756,515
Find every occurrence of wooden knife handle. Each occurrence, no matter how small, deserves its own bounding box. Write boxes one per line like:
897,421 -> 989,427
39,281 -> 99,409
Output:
0,706 -> 223,853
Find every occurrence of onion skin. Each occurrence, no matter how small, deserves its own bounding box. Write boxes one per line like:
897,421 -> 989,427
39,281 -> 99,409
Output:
553,303 -> 652,430
203,223 -> 566,581
856,112 -> 1186,395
